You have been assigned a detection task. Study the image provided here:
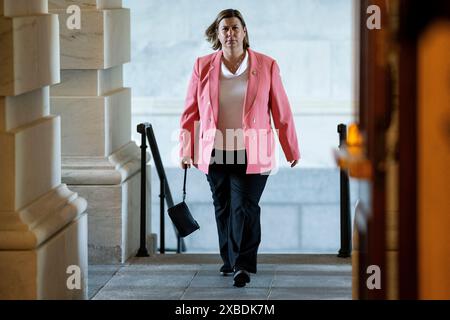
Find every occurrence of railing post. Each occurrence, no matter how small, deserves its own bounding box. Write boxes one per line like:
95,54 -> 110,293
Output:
136,123 -> 149,257
160,177 -> 165,254
338,123 -> 352,258
145,124 -> 186,253
177,236 -> 182,254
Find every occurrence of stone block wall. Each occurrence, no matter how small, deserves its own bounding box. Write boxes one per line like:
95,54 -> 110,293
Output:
49,0 -> 150,264
0,0 -> 88,299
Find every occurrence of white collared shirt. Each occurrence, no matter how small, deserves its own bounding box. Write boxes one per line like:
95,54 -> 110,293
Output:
220,50 -> 249,78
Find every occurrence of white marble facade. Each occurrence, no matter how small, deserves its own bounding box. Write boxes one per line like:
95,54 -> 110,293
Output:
0,13 -> 59,96
50,7 -> 130,69
48,0 -> 122,10
0,0 -> 87,299
49,0 -> 150,264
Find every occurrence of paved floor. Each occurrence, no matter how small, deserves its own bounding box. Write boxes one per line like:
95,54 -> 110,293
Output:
89,254 -> 352,300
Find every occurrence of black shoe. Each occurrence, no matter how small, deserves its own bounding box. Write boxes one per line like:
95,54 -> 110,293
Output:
233,268 -> 250,287
220,265 -> 233,276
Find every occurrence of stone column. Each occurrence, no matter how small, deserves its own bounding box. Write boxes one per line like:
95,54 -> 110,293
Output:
0,0 -> 88,299
48,0 -> 151,264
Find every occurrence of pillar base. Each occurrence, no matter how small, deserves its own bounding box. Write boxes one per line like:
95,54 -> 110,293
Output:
63,141 -> 151,264
0,187 -> 88,299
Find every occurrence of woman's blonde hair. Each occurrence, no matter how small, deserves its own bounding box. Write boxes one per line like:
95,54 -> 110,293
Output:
205,9 -> 250,51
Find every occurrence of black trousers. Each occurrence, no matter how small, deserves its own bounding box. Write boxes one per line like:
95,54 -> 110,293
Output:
206,149 -> 269,273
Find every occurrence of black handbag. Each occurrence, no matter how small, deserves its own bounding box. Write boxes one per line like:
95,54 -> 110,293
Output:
168,167 -> 200,237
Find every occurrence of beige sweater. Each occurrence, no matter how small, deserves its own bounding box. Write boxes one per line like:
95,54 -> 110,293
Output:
213,51 -> 249,151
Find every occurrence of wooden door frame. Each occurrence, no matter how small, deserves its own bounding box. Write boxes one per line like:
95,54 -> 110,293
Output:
357,0 -> 389,299
397,0 -> 418,300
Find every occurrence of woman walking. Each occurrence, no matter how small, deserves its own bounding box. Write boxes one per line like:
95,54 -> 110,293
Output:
179,9 -> 300,287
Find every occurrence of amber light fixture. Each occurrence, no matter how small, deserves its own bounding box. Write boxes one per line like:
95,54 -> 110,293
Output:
335,123 -> 372,179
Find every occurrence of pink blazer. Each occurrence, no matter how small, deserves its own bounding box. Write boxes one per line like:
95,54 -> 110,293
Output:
179,48 -> 300,174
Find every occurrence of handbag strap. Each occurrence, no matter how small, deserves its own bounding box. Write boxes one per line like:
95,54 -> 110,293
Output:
182,167 -> 187,202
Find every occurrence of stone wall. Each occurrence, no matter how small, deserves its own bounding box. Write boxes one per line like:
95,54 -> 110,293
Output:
0,0 -> 88,299
49,0 -> 150,264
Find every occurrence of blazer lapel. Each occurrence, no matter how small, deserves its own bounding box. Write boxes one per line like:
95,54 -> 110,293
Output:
243,48 -> 261,123
208,51 -> 222,124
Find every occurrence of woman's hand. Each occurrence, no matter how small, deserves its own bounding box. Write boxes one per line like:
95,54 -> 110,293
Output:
289,159 -> 299,168
180,156 -> 192,169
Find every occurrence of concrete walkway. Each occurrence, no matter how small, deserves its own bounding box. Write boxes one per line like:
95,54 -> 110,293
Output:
89,254 -> 352,300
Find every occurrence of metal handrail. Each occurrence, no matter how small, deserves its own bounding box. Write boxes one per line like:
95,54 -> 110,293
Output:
337,123 -> 352,258
136,122 -> 185,255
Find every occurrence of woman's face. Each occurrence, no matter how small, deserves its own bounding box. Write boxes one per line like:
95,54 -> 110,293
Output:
217,17 -> 246,50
